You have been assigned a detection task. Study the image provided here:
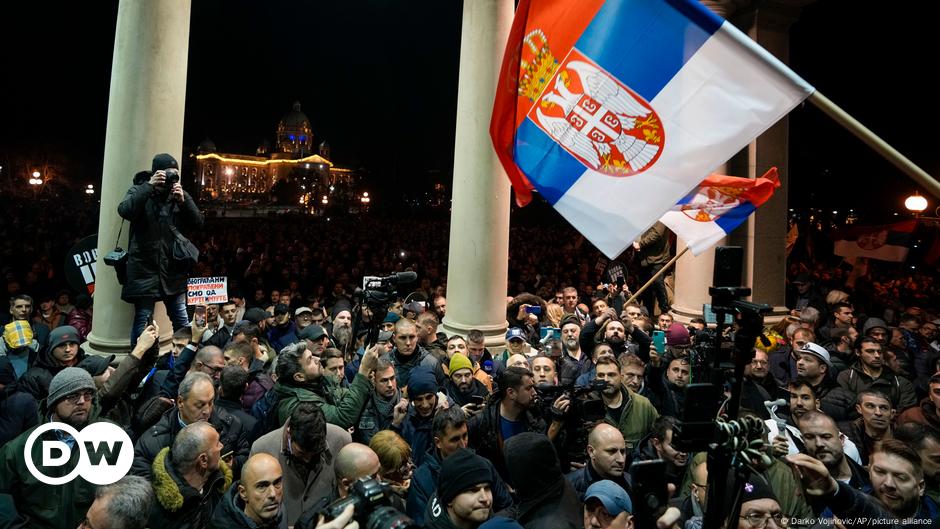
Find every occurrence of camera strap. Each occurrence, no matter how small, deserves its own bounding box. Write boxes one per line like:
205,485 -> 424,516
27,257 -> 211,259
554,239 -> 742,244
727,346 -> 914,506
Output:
114,219 -> 126,250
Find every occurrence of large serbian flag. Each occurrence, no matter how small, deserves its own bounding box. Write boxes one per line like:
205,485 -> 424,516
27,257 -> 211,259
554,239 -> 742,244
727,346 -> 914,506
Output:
833,221 -> 917,262
660,168 -> 780,255
491,0 -> 814,258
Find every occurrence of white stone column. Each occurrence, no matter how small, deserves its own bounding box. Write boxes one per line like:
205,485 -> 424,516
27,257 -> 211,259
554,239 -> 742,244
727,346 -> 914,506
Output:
86,0 -> 192,355
441,0 -> 515,348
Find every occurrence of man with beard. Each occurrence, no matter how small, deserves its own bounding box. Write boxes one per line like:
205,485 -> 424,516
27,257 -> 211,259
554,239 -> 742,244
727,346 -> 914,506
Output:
425,450 -> 495,529
356,358 -> 406,444
839,390 -> 895,466
390,318 -> 443,388
446,335 -> 492,392
788,439 -> 940,525
445,353 -> 490,415
397,368 -> 442,467
575,344 -> 614,386
836,336 -> 916,413
646,354 -> 689,419
799,411 -> 870,491
272,341 -> 378,428
0,368 -> 101,529
898,373 -> 940,433
267,304 -> 298,354
895,423 -> 940,505
794,342 -> 838,402
331,307 -> 355,356
632,416 -> 689,491
618,354 -> 658,404
558,315 -> 592,385
212,453 -> 288,528
595,356 -> 658,452
566,423 -> 632,501
580,309 -> 638,359
745,349 -> 781,398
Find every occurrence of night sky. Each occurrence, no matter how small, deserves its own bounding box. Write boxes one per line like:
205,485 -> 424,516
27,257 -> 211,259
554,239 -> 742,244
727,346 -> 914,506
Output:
2,0 -> 937,217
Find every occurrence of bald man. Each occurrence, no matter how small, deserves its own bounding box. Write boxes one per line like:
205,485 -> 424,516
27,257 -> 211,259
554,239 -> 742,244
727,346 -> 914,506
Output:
334,443 -> 381,499
213,453 -> 287,528
671,461 -> 707,525
566,423 -> 632,500
505,354 -> 529,370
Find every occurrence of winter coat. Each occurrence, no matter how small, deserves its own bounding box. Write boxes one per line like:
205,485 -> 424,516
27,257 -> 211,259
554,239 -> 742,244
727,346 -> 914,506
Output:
632,432 -> 688,490
443,377 -> 490,407
132,406 -> 249,479
836,363 -> 917,413
118,181 -> 204,301
468,402 -> 547,481
809,481 -> 940,529
17,344 -> 87,401
897,397 -> 940,433
503,477 -> 582,529
396,405 -> 435,467
424,495 -> 461,529
249,423 -> 351,524
645,363 -> 685,418
0,386 -> 37,446
272,372 -> 371,429
149,446 -> 232,529
267,322 -> 298,355
217,397 -> 258,444
242,357 -> 275,411
606,386 -> 659,452
565,460 -> 633,501
66,308 -> 93,341
637,222 -> 671,267
407,447 -> 513,527
390,345 -> 443,389
211,480 -> 288,528
355,388 -> 401,444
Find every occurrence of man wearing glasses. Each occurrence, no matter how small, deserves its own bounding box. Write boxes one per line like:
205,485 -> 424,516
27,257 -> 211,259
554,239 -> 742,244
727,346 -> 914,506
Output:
734,477 -> 788,529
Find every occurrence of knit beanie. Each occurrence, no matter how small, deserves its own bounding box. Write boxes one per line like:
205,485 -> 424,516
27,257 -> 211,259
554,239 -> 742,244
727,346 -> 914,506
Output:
863,317 -> 888,335
559,314 -> 582,329
47,367 -> 96,406
504,432 -> 563,498
151,153 -> 179,172
437,449 -> 493,504
48,325 -> 81,351
664,322 -> 690,347
408,367 -> 439,398
78,354 -> 116,377
449,353 -> 473,376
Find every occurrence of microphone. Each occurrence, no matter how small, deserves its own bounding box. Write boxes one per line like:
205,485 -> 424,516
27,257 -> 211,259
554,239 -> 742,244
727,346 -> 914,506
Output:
394,271 -> 417,283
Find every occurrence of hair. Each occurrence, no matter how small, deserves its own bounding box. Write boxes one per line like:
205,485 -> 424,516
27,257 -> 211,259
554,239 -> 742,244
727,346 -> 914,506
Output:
690,317 -> 706,325
787,377 -> 818,398
233,321 -> 263,341
857,336 -> 882,350
665,354 -> 690,367
223,341 -> 253,364
894,422 -> 940,454
830,301 -> 853,315
785,322 -> 802,340
289,402 -> 328,458
375,356 -> 395,374
432,406 -> 468,439
496,366 -> 533,399
930,373 -> 940,387
562,286 -> 578,296
276,342 -> 307,384
793,327 -> 816,342
856,390 -> 893,407
417,311 -> 439,327
394,318 -> 417,335
446,335 -> 467,347
171,421 -> 216,473
873,439 -> 923,478
178,371 -> 214,400
467,329 -> 485,345
9,294 -> 32,309
95,475 -> 154,529
798,410 -> 838,432
826,290 -> 850,306
194,345 -> 223,367
220,365 -> 249,400
369,430 -> 411,475
830,327 -> 855,341
591,343 -> 614,360
619,353 -> 646,371
595,355 -> 620,372
899,313 -> 922,326
321,347 -> 344,364
651,415 -> 677,442
800,307 -> 821,326
172,327 -> 193,341
545,303 -> 564,327
220,300 -> 237,310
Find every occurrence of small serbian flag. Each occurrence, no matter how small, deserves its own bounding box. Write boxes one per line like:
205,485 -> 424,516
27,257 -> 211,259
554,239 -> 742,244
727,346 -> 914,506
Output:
660,168 -> 780,255
833,221 -> 917,263
491,0 -> 814,258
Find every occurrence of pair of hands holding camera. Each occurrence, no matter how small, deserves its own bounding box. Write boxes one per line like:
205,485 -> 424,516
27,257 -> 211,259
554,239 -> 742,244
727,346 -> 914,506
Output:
150,170 -> 184,203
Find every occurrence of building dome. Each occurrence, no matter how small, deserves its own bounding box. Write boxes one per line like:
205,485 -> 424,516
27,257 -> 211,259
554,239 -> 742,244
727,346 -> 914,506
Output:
197,137 -> 217,153
276,101 -> 314,155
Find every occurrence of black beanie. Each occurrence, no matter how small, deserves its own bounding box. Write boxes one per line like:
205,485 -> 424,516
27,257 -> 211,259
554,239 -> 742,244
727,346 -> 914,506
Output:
151,153 -> 179,173
504,432 -> 562,498
437,449 -> 493,504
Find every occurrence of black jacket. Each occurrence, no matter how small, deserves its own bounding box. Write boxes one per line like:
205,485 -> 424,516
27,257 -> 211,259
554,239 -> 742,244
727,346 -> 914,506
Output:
18,345 -> 88,401
132,407 -> 249,479
443,378 -> 489,407
468,402 -> 547,481
118,182 -> 203,301
565,461 -> 633,501
0,386 -> 38,447
149,447 -> 232,529
211,480 -> 288,528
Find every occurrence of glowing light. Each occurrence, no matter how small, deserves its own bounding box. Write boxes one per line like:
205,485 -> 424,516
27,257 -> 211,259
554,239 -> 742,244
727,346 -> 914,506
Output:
904,193 -> 928,213
32,171 -> 40,178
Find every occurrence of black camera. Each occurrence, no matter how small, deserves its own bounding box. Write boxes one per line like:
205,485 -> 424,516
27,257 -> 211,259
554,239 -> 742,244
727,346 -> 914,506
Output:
103,248 -> 128,266
302,478 -> 417,529
164,168 -> 180,185
535,379 -> 608,423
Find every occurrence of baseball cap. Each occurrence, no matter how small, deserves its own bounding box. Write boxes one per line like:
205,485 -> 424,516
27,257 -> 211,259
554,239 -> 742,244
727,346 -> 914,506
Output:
298,325 -> 327,342
243,307 -> 272,324
295,306 -> 313,316
585,480 -> 633,516
506,328 -> 525,342
274,303 -> 290,316
799,342 -> 833,367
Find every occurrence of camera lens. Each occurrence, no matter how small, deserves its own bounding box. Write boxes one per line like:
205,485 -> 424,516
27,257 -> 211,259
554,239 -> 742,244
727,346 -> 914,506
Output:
366,506 -> 417,529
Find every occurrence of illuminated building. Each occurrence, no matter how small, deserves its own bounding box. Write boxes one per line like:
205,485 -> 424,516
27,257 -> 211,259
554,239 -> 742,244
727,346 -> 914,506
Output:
195,101 -> 357,201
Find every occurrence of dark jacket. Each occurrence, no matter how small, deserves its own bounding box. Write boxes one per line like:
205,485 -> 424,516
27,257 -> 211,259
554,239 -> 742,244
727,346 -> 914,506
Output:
118,181 -> 204,301
267,322 -> 298,355
769,346 -> 799,386
443,378 -> 489,407
565,460 -> 633,501
242,358 -> 274,411
637,222 -> 671,267
66,309 -> 93,341
632,431 -> 688,490
397,405 -> 435,468
355,388 -> 401,444
149,446 -> 232,529
217,397 -> 258,444
211,480 -> 288,528
811,481 -> 940,529
0,386 -> 38,447
18,345 -> 88,401
132,406 -> 249,479
408,447 -> 513,526
836,363 -> 917,413
645,363 -> 685,419
390,345 -> 443,389
424,495 -> 462,529
897,397 -> 940,433
501,433 -> 582,529
468,402 -> 547,481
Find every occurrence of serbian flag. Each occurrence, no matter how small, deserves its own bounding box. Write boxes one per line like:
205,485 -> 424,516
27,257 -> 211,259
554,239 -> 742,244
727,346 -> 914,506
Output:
660,168 -> 780,255
833,221 -> 917,262
491,0 -> 814,258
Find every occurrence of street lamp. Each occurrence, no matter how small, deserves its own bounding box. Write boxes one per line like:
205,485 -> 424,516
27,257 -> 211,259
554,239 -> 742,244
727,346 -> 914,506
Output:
904,192 -> 928,214
85,184 -> 95,195
29,171 -> 42,186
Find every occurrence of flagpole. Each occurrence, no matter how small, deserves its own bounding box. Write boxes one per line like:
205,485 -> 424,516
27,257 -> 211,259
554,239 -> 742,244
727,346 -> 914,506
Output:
809,91 -> 940,199
626,246 -> 691,306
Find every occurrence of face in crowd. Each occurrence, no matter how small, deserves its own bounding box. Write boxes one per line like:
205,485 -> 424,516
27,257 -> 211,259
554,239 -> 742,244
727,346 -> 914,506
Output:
666,358 -> 690,388
531,357 -> 556,386
393,322 -> 419,356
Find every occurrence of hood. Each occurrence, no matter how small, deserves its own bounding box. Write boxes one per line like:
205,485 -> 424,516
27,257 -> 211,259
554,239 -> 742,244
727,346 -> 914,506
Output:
504,432 -> 564,501
34,344 -> 86,371
153,446 -> 232,512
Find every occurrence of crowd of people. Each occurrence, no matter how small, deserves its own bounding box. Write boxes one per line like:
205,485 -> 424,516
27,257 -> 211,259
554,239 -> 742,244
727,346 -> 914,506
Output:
0,157 -> 939,529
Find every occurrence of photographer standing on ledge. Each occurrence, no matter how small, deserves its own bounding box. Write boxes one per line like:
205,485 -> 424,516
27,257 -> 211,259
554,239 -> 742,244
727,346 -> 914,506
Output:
119,153 -> 203,346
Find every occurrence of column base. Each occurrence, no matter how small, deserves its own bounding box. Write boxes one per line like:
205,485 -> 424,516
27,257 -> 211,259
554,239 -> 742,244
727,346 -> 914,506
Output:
441,318 -> 508,350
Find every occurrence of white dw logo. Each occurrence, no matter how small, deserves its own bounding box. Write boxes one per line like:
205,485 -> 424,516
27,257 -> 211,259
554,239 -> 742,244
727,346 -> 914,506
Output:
24,422 -> 133,485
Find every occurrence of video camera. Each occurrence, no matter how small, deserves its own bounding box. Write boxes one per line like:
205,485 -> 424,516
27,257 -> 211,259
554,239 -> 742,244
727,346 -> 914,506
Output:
356,272 -> 417,309
297,478 -> 417,529
535,379 -> 608,423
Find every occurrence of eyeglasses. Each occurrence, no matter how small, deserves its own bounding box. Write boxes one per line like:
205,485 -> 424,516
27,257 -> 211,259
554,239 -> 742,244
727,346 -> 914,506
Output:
740,512 -> 787,528
64,390 -> 95,405
751,360 -> 769,366
622,373 -> 642,381
199,362 -> 224,374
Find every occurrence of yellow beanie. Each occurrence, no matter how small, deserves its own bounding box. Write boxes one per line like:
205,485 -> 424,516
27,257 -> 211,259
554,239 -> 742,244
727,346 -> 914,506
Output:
448,352 -> 473,376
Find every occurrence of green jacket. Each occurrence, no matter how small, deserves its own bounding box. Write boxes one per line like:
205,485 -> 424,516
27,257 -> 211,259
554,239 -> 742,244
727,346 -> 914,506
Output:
606,387 -> 659,450
274,372 -> 372,429
0,418 -> 98,529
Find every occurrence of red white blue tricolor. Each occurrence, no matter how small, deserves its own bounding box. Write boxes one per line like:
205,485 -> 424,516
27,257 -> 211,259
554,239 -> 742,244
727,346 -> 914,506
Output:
491,0 -> 814,258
